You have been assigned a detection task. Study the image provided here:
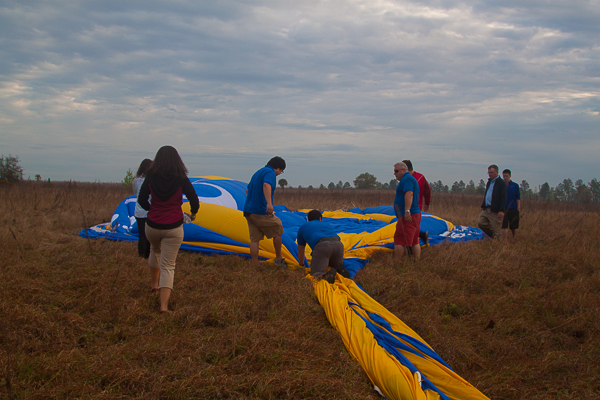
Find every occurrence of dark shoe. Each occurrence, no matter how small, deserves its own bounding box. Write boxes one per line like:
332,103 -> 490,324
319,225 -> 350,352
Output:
336,264 -> 351,279
419,231 -> 429,246
324,268 -> 337,284
274,258 -> 287,268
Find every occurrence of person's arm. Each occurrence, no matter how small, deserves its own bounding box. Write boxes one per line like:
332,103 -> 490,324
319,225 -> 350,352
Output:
263,182 -> 273,214
404,191 -> 413,222
423,178 -> 431,212
517,199 -> 521,212
394,204 -> 402,219
498,181 -> 506,219
183,178 -> 200,218
138,178 -> 151,211
298,244 -> 306,267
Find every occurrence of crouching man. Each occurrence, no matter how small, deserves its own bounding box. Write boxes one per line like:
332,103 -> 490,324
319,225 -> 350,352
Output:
297,210 -> 351,284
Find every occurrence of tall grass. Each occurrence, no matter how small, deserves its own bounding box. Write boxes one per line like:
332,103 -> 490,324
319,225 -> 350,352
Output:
1,183 -> 599,399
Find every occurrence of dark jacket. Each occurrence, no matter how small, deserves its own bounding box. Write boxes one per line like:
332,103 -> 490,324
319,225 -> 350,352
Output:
138,174 -> 199,230
481,177 -> 507,214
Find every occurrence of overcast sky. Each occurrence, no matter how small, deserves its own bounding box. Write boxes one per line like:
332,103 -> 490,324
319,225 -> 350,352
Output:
1,0 -> 599,189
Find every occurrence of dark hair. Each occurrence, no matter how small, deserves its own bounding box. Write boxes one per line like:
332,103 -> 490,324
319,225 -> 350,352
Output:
267,156 -> 286,171
136,159 -> 153,177
488,164 -> 499,172
307,209 -> 322,221
502,169 -> 511,176
146,146 -> 188,180
402,159 -> 413,171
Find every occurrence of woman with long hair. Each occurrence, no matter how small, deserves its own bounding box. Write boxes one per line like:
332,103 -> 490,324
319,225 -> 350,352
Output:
133,158 -> 153,258
138,146 -> 199,313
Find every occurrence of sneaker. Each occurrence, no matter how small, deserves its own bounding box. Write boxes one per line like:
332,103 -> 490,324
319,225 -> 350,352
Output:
274,258 -> 287,268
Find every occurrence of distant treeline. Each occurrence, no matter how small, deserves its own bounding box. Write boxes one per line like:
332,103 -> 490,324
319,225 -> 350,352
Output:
429,178 -> 600,204
280,173 -> 600,205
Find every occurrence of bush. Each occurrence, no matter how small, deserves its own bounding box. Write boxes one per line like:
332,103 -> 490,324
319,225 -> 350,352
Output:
0,154 -> 24,183
122,168 -> 134,191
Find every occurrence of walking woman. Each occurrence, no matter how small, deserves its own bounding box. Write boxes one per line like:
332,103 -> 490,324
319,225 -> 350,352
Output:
138,146 -> 200,313
133,158 -> 153,258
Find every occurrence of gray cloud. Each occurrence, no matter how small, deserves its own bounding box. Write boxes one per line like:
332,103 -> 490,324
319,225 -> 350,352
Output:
1,0 -> 598,188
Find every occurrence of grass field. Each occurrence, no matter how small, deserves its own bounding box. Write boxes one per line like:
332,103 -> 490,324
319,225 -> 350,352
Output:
1,182 -> 600,399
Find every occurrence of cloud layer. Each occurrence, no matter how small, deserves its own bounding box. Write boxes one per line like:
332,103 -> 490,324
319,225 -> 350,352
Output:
1,0 -> 599,188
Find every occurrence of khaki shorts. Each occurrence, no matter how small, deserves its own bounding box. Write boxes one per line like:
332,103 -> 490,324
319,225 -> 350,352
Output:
245,213 -> 284,243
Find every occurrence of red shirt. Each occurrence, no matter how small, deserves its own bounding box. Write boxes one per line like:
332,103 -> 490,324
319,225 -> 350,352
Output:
411,171 -> 431,210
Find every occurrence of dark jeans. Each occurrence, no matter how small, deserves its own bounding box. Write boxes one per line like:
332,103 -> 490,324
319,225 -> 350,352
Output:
136,217 -> 151,258
310,239 -> 350,279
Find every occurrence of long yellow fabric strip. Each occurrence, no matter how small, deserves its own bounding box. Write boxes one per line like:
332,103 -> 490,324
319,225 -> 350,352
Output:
313,275 -> 490,400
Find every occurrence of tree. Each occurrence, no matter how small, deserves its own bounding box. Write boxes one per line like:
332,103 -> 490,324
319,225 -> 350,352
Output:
555,178 -> 575,202
35,174 -> 42,182
388,179 -> 398,190
336,180 -> 343,189
121,168 -> 134,191
520,180 -> 532,199
451,180 -> 465,193
574,179 -> 592,203
353,172 -> 379,189
464,180 -> 476,194
431,180 -> 449,193
0,154 -> 24,183
589,178 -> 600,204
278,178 -> 288,190
319,183 -> 326,189
328,182 -> 336,189
343,182 -> 352,189
476,179 -> 486,195
539,182 -> 550,200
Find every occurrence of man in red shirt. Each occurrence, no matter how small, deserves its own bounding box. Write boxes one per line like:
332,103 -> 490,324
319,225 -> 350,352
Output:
403,160 -> 431,245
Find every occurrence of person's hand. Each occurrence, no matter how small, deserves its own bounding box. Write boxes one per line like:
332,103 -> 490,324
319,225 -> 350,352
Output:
424,205 -> 430,213
405,213 -> 412,222
183,212 -> 195,223
498,212 -> 504,219
266,204 -> 274,215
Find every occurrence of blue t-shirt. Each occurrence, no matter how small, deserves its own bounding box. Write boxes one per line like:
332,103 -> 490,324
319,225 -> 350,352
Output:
394,172 -> 420,216
297,220 -> 337,249
243,165 -> 276,215
506,181 -> 520,210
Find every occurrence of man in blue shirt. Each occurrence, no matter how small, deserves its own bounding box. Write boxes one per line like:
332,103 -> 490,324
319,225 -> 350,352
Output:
243,156 -> 286,267
393,162 -> 422,260
297,210 -> 350,284
478,164 -> 507,239
501,169 -> 521,239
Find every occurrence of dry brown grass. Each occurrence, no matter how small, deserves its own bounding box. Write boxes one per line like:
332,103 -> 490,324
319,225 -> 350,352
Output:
2,183 -> 600,399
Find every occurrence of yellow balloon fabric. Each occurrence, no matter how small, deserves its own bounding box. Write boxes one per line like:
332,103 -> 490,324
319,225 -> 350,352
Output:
313,275 -> 490,400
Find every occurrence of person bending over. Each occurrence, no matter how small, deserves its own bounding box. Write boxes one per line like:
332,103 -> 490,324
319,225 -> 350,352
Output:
297,210 -> 350,284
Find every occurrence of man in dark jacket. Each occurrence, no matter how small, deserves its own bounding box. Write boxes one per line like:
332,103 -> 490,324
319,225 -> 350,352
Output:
478,164 -> 507,239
